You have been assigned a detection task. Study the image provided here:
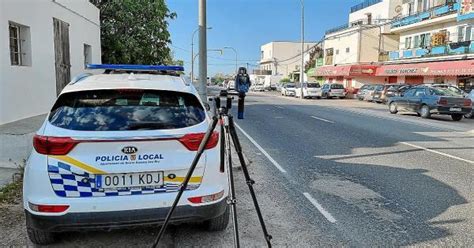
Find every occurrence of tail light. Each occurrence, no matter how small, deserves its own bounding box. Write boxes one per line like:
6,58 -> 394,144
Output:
188,190 -> 224,204
438,98 -> 448,105
463,99 -> 472,107
33,135 -> 79,155
178,132 -> 219,151
29,202 -> 69,213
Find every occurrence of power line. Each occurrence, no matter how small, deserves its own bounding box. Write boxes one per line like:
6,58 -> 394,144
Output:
170,44 -> 260,62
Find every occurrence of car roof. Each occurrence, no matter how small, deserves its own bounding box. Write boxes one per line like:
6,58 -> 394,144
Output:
61,73 -> 196,96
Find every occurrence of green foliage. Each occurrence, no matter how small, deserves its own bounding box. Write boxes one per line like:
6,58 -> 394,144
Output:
280,78 -> 291,83
91,0 -> 177,65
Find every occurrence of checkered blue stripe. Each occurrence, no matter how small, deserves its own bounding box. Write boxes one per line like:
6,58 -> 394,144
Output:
48,162 -> 199,198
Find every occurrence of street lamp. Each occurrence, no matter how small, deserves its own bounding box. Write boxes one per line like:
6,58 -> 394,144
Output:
223,46 -> 238,74
192,49 -> 224,82
299,0 -> 305,98
191,26 -> 212,83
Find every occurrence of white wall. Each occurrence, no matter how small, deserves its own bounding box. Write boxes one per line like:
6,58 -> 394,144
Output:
324,29 -> 361,65
0,0 -> 101,125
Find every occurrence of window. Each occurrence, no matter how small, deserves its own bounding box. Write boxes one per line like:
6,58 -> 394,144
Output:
405,37 -> 412,49
335,49 -> 339,55
414,35 -> 420,48
346,47 -> 350,53
83,44 -> 92,68
49,90 -> 206,131
261,51 -> 264,59
457,25 -> 472,42
420,33 -> 431,47
414,88 -> 426,97
9,22 -> 31,66
403,88 -> 416,97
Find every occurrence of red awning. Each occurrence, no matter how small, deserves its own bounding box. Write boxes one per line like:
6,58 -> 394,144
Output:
314,65 -> 377,77
376,60 -> 474,76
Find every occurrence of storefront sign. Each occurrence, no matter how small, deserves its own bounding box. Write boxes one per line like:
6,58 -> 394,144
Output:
376,60 -> 474,76
314,65 -> 377,77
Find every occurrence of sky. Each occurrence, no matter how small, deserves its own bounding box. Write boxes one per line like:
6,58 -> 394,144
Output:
166,0 -> 363,76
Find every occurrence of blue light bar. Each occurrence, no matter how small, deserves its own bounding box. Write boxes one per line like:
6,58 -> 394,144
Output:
86,64 -> 184,72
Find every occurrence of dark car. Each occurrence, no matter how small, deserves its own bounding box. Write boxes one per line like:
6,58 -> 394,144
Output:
465,90 -> 474,118
373,84 -> 409,104
388,86 -> 472,121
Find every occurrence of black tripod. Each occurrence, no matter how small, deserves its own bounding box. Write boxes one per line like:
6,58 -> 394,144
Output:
152,93 -> 272,248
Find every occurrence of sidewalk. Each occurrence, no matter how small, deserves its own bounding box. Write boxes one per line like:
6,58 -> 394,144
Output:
0,114 -> 46,187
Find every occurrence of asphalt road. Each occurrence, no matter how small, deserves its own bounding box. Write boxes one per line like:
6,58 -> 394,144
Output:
228,91 -> 474,247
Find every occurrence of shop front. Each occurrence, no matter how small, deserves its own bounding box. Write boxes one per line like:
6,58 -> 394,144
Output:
314,64 -> 382,97
376,59 -> 474,92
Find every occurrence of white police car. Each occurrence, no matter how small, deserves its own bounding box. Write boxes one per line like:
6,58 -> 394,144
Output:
23,64 -> 229,244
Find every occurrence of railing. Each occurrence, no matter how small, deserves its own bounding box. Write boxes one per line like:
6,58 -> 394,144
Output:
325,23 -> 349,35
325,18 -> 389,35
391,3 -> 459,29
350,0 -> 382,13
388,41 -> 474,60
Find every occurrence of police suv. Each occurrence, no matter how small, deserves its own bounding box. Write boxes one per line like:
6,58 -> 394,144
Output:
23,64 -> 229,244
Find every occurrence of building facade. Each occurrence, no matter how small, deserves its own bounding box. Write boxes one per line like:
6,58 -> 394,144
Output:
315,0 -> 403,92
379,0 -> 473,91
314,0 -> 473,94
259,41 -> 318,81
0,0 -> 101,125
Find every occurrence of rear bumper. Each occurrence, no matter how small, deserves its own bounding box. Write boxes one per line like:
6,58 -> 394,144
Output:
26,198 -> 227,232
434,106 -> 471,115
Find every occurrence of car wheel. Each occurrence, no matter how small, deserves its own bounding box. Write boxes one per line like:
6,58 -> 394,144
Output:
204,205 -> 229,231
316,96 -> 321,99
389,102 -> 398,114
451,114 -> 463,121
339,97 -> 345,99
358,97 -> 363,101
420,105 -> 431,119
27,227 -> 55,245
464,112 -> 473,119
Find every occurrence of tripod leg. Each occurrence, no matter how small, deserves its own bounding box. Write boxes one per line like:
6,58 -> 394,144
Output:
228,116 -> 273,248
223,117 -> 240,248
152,117 -> 219,248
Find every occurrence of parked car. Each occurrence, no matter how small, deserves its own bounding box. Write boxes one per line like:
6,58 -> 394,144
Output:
465,90 -> 474,118
374,84 -> 408,104
356,84 -> 371,101
321,83 -> 346,99
364,84 -> 383,102
388,86 -> 472,121
252,84 -> 265,92
23,65 -> 229,245
281,83 -> 296,96
295,82 -> 322,99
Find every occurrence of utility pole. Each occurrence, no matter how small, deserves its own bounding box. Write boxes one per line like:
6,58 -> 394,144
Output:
198,0 -> 207,101
300,0 -> 305,98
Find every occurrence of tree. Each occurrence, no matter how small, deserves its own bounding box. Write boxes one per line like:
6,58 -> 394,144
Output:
91,0 -> 177,65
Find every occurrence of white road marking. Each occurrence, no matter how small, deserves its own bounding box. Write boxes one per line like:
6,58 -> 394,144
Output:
275,106 -> 285,109
310,116 -> 335,124
400,142 -> 474,164
234,123 -> 287,173
303,192 -> 337,223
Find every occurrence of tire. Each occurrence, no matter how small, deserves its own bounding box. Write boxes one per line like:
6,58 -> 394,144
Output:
316,96 -> 321,99
204,205 -> 229,231
339,97 -> 345,99
420,105 -> 431,119
389,102 -> 398,114
27,227 -> 55,245
451,114 -> 463,121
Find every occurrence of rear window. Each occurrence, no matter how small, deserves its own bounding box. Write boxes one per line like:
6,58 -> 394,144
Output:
48,90 -> 206,131
331,84 -> 344,89
375,85 -> 384,90
286,84 -> 295,88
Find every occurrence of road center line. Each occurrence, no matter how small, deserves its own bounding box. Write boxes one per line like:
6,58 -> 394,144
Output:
274,106 -> 284,109
303,192 -> 337,223
400,142 -> 474,164
234,123 -> 287,173
310,116 -> 335,124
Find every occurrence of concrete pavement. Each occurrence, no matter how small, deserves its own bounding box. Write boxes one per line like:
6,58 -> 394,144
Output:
0,114 -> 46,186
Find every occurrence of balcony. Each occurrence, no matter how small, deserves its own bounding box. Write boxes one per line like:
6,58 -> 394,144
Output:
325,18 -> 388,35
391,3 -> 459,29
388,41 -> 474,61
350,0 -> 382,13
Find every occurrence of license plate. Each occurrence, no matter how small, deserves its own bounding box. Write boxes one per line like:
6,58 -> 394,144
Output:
96,172 -> 163,189
450,107 -> 462,112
